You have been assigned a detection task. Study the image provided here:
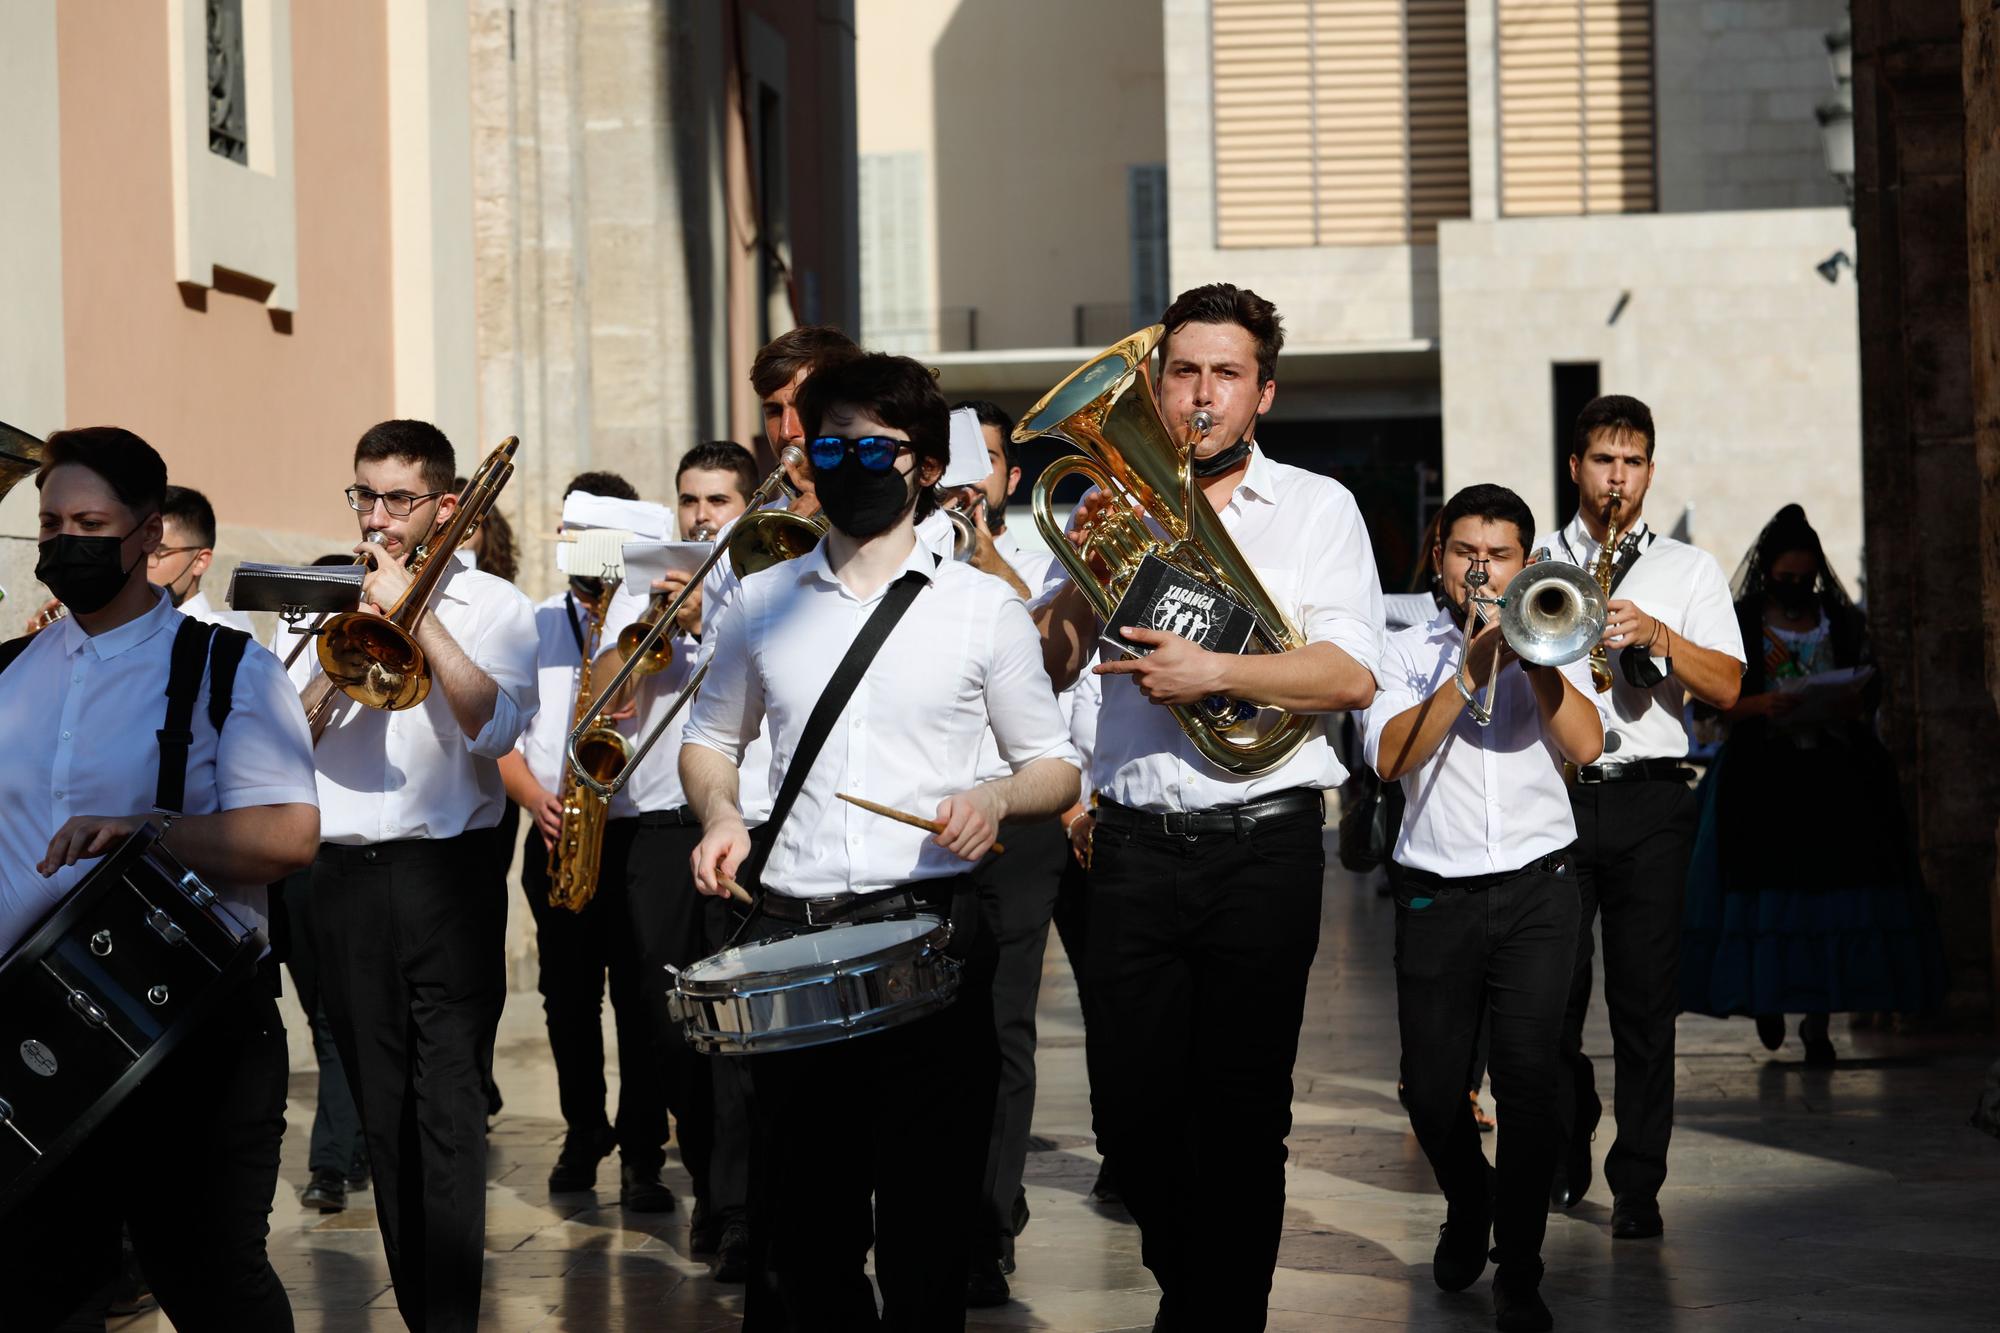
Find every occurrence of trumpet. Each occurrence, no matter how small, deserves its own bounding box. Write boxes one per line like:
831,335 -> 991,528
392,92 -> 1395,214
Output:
1018,326 -> 1312,777
302,438 -> 518,742
548,580 -> 629,912
1457,554 -> 1609,726
566,448 -> 825,797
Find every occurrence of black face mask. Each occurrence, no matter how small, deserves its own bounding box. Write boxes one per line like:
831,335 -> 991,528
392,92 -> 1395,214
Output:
814,464 -> 914,540
37,527 -> 147,616
1770,578 -> 1816,615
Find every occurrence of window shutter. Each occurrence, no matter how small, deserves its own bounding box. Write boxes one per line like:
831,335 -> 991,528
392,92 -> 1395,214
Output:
1498,0 -> 1654,217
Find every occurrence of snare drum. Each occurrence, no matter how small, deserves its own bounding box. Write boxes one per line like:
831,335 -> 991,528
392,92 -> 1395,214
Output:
667,915 -> 961,1055
0,824 -> 264,1214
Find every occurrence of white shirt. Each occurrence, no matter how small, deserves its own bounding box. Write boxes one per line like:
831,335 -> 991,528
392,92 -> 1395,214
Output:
280,552 -> 539,845
1536,514 -> 1746,763
1069,667 -> 1103,783
685,538 -> 1079,897
696,511 -> 779,824
0,591 -> 319,952
1038,444 -> 1385,812
598,583 -> 703,815
1360,607 -> 1590,877
180,588 -> 255,635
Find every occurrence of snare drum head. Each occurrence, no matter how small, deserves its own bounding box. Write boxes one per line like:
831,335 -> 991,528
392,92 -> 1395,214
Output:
687,916 -> 942,983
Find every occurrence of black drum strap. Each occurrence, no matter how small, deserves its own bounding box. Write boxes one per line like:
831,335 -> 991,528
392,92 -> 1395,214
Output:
156,619 -> 218,815
204,626 -> 250,735
737,568 -> 929,897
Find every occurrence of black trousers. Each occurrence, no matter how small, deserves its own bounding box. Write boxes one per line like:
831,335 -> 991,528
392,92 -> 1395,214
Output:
314,833 -> 506,1333
0,981 -> 293,1332
1393,854 -> 1580,1278
521,817 -> 672,1170
1084,808 -> 1324,1331
1557,779 -> 1699,1201
279,869 -> 368,1178
619,813 -> 711,1188
747,879 -> 999,1331
971,816 -> 1069,1250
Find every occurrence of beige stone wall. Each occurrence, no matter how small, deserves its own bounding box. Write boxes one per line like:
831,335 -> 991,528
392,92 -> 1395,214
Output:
1438,207 -> 1863,583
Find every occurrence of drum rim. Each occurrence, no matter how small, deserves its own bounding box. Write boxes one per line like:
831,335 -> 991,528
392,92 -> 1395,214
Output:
675,912 -> 952,994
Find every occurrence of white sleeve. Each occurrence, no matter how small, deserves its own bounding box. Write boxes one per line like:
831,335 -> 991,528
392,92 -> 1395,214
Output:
1677,550 -> 1747,666
1358,632 -> 1426,777
215,644 -> 322,812
681,584 -> 762,766
983,596 -> 1082,773
1299,488 -> 1386,684
466,586 -> 541,759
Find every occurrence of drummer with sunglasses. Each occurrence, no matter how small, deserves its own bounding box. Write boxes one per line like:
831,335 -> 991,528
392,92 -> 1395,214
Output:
0,427 -> 319,1330
680,353 -> 1079,1330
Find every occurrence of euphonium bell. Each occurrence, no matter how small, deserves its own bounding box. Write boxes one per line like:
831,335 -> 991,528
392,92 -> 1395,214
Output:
726,507 -> 827,579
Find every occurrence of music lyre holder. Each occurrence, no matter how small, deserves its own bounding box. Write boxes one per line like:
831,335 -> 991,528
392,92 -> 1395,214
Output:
225,563 -> 365,635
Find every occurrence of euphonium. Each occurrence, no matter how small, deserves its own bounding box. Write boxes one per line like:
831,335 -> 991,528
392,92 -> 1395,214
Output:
303,438 -> 518,742
1586,488 -> 1623,692
0,419 -> 40,504
548,582 -> 630,912
1016,325 -> 1313,778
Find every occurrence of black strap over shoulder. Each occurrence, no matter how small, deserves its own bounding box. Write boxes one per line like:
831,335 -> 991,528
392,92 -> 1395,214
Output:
156,618 -> 217,815
0,634 -> 31,677
737,569 -> 929,895
203,626 -> 251,735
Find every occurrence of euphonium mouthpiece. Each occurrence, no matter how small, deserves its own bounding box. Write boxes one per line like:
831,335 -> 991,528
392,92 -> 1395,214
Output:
1192,410 -> 1214,437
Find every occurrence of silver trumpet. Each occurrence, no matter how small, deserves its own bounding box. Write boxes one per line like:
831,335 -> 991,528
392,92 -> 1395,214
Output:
1459,551 -> 1608,726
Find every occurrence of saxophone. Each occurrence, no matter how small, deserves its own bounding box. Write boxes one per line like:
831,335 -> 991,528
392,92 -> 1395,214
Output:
547,583 -> 631,911
1586,489 -> 1623,693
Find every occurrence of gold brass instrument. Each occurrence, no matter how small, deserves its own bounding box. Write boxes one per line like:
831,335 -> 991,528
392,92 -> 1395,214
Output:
1586,488 -> 1624,692
548,582 -> 630,911
1458,554 -> 1609,726
303,438 -> 518,741
615,521 -> 717,678
1016,325 -> 1312,777
568,448 -> 826,797
0,419 -> 40,503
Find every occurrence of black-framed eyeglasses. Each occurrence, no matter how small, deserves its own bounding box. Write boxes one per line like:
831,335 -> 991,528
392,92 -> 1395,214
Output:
808,435 -> 911,474
345,486 -> 447,517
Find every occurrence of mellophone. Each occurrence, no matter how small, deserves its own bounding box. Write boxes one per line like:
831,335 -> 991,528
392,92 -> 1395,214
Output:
0,824 -> 264,1214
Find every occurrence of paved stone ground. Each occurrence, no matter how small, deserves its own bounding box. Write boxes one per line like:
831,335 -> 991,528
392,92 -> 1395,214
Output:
111,843 -> 2000,1330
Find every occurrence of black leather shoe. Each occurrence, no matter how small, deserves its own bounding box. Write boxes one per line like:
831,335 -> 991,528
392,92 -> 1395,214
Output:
1088,1160 -> 1122,1208
302,1168 -> 348,1213
548,1124 -> 615,1192
619,1163 -> 677,1213
1493,1273 -> 1554,1332
1610,1194 -> 1663,1239
1432,1218 -> 1490,1292
1755,1014 -> 1786,1051
1550,1096 -> 1600,1209
689,1201 -> 723,1256
1800,1020 -> 1836,1067
346,1158 -> 371,1192
966,1256 -> 1011,1307
715,1221 -> 750,1283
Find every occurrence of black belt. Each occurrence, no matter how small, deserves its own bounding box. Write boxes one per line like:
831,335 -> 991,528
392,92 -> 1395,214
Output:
1395,846 -> 1572,895
757,883 -> 951,928
1571,759 -> 1696,785
315,829 -> 484,866
633,806 -> 699,829
1093,787 -> 1323,839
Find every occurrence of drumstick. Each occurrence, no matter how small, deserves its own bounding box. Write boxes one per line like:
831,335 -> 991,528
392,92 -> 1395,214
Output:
715,875 -> 755,906
835,792 -> 1005,855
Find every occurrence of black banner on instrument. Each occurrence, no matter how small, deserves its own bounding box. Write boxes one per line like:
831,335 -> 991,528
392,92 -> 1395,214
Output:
1100,552 -> 1259,659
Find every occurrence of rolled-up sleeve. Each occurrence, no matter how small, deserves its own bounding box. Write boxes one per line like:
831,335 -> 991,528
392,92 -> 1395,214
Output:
1358,632 -> 1425,777
683,582 -> 763,766
1300,488 -> 1385,684
984,597 -> 1081,774
468,586 -> 540,759
216,645 -> 322,812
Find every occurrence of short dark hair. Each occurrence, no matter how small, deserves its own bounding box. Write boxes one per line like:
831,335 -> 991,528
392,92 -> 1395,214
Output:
951,399 -> 1017,472
1436,483 -> 1537,553
750,325 -> 861,399
797,354 -> 951,523
677,441 -> 759,502
37,427 -> 168,516
1159,283 -> 1285,384
1571,394 -> 1656,459
564,470 -> 638,502
354,419 -> 455,493
160,484 -> 218,548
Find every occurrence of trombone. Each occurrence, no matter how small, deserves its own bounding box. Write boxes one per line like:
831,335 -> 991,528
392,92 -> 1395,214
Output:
1457,553 -> 1608,726
565,447 -> 824,798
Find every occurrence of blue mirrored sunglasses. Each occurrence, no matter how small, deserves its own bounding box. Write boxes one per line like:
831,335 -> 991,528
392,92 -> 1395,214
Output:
808,435 -> 909,473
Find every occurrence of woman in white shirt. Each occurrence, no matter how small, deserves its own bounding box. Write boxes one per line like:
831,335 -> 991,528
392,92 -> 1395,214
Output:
1362,484 -> 1602,1333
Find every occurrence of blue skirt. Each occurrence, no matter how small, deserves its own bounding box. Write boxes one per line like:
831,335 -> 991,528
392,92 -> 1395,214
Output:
1680,724 -> 1945,1018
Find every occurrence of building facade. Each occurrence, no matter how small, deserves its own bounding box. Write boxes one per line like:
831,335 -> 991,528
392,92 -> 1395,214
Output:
1,0 -> 858,620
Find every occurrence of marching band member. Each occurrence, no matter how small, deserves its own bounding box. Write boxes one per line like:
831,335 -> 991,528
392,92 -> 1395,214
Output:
149,483 -> 254,632
1536,397 -> 1743,1238
1033,284 -> 1385,1329
498,471 -> 676,1209
1363,484 -> 1604,1333
284,420 -> 537,1332
681,353 -> 1080,1329
0,428 -> 319,1330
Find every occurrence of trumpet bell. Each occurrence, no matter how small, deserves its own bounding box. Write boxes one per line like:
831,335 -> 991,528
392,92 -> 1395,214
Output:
727,508 -> 827,578
1498,561 -> 1608,668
